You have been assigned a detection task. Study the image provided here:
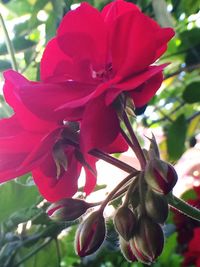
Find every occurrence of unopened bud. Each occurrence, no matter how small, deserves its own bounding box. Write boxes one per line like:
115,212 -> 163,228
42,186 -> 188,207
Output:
146,133 -> 160,159
47,198 -> 90,221
75,211 -> 106,257
130,185 -> 140,210
145,189 -> 168,224
131,216 -> 164,264
144,159 -> 178,195
119,236 -> 137,262
114,206 -> 137,241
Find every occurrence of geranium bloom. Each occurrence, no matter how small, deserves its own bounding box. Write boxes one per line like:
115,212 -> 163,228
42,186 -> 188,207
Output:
173,186 -> 200,266
17,0 -> 175,153
0,70 -> 99,202
183,228 -> 200,267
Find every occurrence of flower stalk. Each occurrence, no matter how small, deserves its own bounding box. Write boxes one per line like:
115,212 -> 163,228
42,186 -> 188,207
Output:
99,172 -> 138,212
122,112 -> 146,169
168,194 -> 200,222
0,13 -> 18,71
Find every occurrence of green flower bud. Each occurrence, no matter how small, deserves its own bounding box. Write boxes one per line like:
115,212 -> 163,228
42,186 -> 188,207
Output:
47,198 -> 90,221
114,206 -> 137,241
131,216 -> 164,264
130,185 -> 140,210
75,211 -> 106,257
119,236 -> 137,262
145,189 -> 169,224
144,159 -> 178,195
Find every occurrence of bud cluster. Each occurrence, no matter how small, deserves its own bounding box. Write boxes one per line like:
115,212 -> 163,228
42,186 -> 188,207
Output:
46,136 -> 178,264
113,137 -> 178,264
113,184 -> 166,264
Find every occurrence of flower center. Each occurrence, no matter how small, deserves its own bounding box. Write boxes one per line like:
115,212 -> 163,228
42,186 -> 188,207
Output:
91,63 -> 113,82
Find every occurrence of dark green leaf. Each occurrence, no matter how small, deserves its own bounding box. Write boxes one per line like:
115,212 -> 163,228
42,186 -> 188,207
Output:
28,0 -> 50,29
0,60 -> 11,71
0,180 -> 39,223
0,36 -> 36,55
167,114 -> 187,161
183,82 -> 200,103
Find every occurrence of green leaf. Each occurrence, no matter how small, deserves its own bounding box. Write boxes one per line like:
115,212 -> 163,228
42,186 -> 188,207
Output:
0,36 -> 36,55
0,60 -> 11,71
0,179 -> 39,223
172,0 -> 200,16
6,207 -> 42,230
21,240 -> 59,267
167,114 -> 187,161
4,0 -> 34,16
182,82 -> 200,103
28,0 -> 50,29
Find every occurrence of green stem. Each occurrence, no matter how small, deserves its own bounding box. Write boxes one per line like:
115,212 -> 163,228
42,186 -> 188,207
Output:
99,172 -> 137,211
122,112 -> 146,169
90,149 -> 138,174
168,194 -> 200,222
0,13 -> 18,71
123,176 -> 139,206
55,238 -> 61,267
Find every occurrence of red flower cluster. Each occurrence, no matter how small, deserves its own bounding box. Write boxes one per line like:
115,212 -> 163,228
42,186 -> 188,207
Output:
0,0 -> 174,202
173,186 -> 200,266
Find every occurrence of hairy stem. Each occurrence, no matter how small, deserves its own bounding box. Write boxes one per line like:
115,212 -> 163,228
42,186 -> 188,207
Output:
99,172 -> 137,211
90,149 -> 138,173
122,112 -> 146,169
168,194 -> 200,222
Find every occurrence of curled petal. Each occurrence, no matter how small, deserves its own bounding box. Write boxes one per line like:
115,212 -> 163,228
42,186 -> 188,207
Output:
129,72 -> 163,107
106,64 -> 167,106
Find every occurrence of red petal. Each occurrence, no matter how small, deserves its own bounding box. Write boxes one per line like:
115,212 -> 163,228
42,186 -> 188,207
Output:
41,38 -> 95,83
83,155 -> 97,195
105,133 -> 129,154
106,64 -> 167,105
33,148 -> 81,202
57,2 -> 107,69
154,28 -> 175,60
80,95 -> 120,153
40,38 -> 72,81
110,10 -> 174,77
3,70 -> 56,132
102,0 -> 139,24
130,72 -> 163,107
0,116 -> 54,183
18,80 -> 96,121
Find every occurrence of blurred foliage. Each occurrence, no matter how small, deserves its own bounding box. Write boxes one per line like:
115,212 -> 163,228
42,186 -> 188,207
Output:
0,0 -> 200,266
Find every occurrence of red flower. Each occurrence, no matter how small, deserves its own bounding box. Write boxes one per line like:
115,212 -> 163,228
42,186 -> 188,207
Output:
17,0 -> 174,153
0,70 -> 98,201
183,228 -> 200,267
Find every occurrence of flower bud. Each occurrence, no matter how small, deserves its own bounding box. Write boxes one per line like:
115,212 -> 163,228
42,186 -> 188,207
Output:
75,210 -> 106,257
130,216 -> 164,264
144,159 -> 178,195
114,206 -> 137,241
147,133 -> 160,159
145,189 -> 168,224
119,236 -> 137,262
130,185 -> 140,210
47,198 -> 90,221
